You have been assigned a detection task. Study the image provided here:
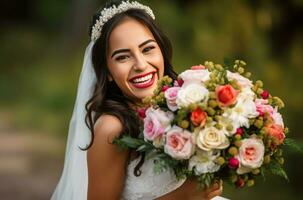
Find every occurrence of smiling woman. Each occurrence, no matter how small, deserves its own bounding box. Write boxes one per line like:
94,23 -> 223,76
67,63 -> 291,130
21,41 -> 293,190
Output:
106,17 -> 164,101
51,1 -> 224,200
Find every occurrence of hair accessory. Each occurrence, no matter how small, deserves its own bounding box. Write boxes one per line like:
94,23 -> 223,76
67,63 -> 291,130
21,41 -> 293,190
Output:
91,1 -> 155,42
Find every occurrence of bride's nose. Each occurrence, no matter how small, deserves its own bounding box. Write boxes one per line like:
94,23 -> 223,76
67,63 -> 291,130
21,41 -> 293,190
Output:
133,53 -> 148,71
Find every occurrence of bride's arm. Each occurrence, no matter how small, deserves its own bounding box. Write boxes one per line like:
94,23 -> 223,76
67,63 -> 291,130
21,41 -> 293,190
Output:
87,115 -> 129,200
155,178 -> 223,200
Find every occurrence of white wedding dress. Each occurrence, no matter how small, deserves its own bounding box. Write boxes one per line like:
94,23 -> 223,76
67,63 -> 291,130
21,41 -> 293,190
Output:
122,156 -> 228,200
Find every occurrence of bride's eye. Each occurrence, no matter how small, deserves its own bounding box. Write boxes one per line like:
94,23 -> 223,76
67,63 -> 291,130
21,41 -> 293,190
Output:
116,55 -> 129,61
142,46 -> 155,53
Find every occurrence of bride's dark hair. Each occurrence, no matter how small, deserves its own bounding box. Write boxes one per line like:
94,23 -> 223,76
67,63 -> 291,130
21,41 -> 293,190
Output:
84,0 -> 177,175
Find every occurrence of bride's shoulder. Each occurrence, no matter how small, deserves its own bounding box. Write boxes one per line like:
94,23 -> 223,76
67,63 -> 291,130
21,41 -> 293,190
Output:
94,114 -> 124,141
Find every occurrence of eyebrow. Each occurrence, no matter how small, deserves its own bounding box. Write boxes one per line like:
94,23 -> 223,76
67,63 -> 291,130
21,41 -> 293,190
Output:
111,39 -> 156,58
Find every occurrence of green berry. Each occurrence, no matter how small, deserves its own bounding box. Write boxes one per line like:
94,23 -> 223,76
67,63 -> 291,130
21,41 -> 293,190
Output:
228,147 -> 238,156
263,155 -> 271,164
208,100 -> 218,108
252,168 -> 260,175
247,179 -> 255,187
180,120 -> 189,129
234,140 -> 242,148
238,67 -> 245,74
216,157 -> 225,165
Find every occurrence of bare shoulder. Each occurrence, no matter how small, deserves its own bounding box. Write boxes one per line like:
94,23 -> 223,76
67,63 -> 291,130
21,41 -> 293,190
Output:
93,114 -> 123,142
87,114 -> 128,199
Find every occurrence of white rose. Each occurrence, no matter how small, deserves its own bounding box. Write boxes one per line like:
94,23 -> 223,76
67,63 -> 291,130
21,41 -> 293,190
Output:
195,126 -> 230,151
188,149 -> 220,175
176,83 -> 209,107
179,69 -> 210,87
236,136 -> 265,174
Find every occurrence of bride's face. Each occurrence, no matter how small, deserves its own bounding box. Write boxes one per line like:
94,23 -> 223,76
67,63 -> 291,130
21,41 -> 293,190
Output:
106,17 -> 164,102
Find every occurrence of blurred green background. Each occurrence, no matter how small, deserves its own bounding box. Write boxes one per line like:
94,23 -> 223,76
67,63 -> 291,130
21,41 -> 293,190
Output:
0,0 -> 302,199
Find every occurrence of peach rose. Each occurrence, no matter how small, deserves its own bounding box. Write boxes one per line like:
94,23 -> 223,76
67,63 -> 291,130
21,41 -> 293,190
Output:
264,123 -> 285,145
164,126 -> 195,160
236,136 -> 265,174
190,107 -> 207,127
216,85 -> 238,107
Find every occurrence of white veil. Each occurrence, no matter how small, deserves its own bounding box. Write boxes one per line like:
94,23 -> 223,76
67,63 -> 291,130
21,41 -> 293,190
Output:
51,41 -> 96,200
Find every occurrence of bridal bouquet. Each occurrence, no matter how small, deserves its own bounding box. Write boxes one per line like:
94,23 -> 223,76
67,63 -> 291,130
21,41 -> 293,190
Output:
115,60 -> 297,188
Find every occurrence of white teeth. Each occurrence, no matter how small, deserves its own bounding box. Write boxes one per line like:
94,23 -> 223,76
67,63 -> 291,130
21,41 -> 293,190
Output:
132,73 -> 153,83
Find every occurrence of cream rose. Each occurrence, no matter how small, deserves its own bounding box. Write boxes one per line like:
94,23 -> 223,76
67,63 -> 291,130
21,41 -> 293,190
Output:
164,126 -> 195,160
195,126 -> 230,151
236,136 -> 265,174
176,83 -> 209,107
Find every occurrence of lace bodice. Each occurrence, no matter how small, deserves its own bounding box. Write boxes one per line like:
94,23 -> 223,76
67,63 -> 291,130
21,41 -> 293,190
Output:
121,156 -> 186,200
121,156 -> 229,200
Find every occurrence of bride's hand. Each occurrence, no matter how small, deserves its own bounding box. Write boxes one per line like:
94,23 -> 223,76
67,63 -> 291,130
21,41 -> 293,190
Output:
155,178 -> 223,200
182,178 -> 223,200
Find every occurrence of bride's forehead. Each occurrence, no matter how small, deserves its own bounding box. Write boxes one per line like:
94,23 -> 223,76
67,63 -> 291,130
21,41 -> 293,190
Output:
108,18 -> 154,47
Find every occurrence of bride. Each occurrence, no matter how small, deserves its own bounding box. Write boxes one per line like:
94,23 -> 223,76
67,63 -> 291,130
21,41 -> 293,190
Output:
51,0 -> 226,199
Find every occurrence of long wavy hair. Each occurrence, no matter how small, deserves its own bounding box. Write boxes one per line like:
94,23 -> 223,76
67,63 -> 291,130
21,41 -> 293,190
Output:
84,0 -> 177,175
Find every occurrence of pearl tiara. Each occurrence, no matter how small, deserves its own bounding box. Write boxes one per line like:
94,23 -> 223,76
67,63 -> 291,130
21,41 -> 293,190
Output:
91,1 -> 155,42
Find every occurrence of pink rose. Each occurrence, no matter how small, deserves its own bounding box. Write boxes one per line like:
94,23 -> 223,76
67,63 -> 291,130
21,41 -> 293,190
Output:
143,107 -> 173,141
164,87 -> 181,111
164,126 -> 195,160
236,136 -> 265,174
264,123 -> 285,145
255,99 -> 274,117
216,85 -> 238,107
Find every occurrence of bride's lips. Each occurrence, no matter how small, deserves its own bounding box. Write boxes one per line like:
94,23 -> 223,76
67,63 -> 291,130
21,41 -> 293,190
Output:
129,71 -> 157,89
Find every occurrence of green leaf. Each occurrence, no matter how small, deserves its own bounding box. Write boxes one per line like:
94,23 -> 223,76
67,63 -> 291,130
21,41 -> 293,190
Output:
113,135 -> 145,149
267,160 -> 289,181
284,138 -> 303,154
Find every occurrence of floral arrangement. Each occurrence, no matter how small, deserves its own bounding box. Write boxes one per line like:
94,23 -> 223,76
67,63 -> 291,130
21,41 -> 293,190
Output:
114,60 -> 298,188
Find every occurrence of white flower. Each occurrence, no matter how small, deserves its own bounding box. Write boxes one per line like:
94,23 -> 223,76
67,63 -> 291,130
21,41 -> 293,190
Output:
179,69 -> 210,87
195,126 -> 230,151
176,83 -> 209,107
218,116 -> 237,136
272,107 -> 284,128
188,149 -> 220,175
237,87 -> 255,102
226,71 -> 253,88
223,96 -> 259,130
